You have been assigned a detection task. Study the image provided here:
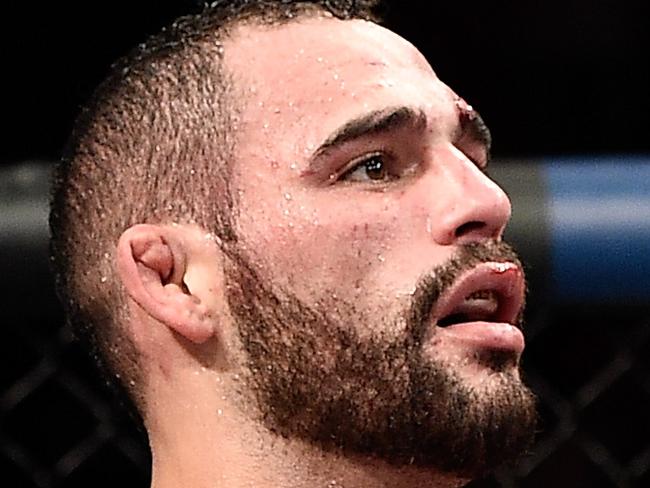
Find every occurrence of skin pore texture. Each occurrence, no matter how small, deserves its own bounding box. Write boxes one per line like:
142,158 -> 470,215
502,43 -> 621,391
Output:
117,15 -> 536,488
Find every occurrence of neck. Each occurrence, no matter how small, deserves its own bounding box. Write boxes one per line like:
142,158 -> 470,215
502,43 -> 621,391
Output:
147,403 -> 468,488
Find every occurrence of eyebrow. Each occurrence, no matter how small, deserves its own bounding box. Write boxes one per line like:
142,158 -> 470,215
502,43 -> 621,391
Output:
304,105 -> 492,176
458,109 -> 492,157
310,106 -> 428,161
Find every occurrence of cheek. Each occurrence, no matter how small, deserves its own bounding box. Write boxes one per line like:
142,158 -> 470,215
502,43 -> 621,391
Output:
240,193 -> 405,299
236,180 -> 454,307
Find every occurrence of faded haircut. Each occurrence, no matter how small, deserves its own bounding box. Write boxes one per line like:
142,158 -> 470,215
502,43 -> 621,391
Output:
49,0 -> 381,416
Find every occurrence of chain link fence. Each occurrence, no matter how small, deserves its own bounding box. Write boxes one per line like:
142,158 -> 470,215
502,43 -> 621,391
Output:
2,163 -> 649,487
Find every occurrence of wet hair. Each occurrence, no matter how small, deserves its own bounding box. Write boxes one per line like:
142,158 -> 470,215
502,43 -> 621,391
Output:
49,0 -> 382,414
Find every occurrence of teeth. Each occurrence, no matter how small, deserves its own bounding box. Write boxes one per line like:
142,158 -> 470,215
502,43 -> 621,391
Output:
467,289 -> 496,300
438,290 -> 500,326
459,297 -> 498,317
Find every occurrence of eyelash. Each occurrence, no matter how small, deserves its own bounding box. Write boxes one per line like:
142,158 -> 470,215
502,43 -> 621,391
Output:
335,146 -> 489,184
471,153 -> 491,175
338,151 -> 399,183
454,139 -> 490,174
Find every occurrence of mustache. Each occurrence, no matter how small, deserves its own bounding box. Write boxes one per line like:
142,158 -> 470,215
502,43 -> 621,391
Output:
405,240 -> 523,346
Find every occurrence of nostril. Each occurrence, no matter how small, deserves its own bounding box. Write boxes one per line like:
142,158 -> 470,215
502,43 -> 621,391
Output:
455,221 -> 486,238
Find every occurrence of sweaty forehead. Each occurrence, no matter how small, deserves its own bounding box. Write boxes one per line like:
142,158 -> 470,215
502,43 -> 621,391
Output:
222,17 -> 454,164
223,17 -> 442,104
224,17 -> 433,79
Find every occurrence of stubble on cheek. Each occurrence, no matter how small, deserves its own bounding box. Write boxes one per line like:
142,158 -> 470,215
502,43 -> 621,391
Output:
222,243 -> 408,415
223,238 -> 536,475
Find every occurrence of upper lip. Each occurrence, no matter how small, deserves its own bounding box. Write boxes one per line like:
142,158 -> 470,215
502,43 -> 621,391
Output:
432,261 -> 525,328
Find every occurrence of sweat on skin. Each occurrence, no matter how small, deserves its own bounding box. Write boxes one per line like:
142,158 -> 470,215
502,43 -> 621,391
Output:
87,14 -> 534,488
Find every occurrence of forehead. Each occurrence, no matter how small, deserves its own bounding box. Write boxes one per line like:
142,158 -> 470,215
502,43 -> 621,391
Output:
224,16 -> 434,77
223,17 -> 457,161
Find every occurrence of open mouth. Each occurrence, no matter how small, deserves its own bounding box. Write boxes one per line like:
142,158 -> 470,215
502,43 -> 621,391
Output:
437,289 -> 501,327
433,262 -> 525,330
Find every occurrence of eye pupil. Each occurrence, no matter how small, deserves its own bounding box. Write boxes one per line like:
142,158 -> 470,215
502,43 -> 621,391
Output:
365,157 -> 386,180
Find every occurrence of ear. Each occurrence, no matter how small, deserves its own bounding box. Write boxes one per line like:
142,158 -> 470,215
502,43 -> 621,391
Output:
116,224 -> 216,344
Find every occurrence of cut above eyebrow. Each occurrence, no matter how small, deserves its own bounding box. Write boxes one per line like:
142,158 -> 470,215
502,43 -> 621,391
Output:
311,106 -> 427,160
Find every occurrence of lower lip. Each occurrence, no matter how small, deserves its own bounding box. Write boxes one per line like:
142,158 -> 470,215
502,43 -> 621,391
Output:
435,321 -> 525,354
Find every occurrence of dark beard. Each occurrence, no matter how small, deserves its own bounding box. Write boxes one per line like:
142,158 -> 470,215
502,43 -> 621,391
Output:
224,240 -> 537,477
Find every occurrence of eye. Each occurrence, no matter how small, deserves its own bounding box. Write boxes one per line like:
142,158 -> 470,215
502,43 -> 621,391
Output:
340,153 -> 394,182
465,150 -> 490,174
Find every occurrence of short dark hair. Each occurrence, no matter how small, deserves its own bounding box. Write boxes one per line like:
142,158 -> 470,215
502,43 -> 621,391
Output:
49,0 -> 381,415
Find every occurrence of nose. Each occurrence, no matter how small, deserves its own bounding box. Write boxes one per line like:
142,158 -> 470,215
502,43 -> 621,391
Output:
429,149 -> 512,245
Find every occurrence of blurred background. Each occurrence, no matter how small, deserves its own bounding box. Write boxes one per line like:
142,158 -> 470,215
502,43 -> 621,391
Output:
1,1 -> 649,486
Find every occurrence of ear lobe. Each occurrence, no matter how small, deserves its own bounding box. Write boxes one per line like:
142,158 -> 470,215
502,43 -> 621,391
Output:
117,224 -> 215,344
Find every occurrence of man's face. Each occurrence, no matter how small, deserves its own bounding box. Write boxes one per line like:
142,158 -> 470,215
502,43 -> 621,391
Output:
221,17 -> 536,475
